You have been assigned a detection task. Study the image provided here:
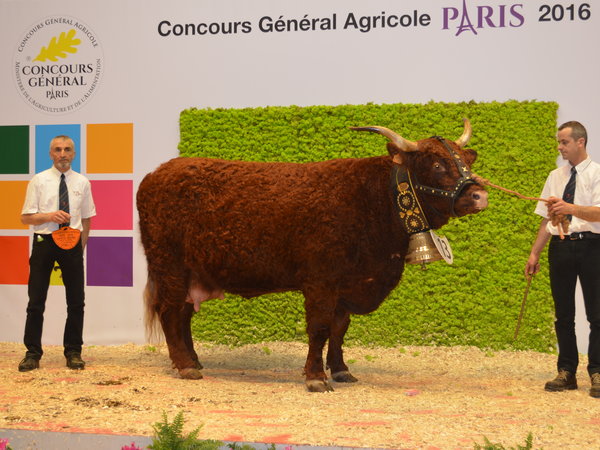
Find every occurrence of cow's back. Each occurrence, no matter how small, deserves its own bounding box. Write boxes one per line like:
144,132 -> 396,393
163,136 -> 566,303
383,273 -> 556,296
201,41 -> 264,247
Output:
137,156 -> 404,296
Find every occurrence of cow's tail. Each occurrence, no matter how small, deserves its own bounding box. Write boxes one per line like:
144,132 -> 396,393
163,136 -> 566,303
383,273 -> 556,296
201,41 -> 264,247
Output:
144,275 -> 164,344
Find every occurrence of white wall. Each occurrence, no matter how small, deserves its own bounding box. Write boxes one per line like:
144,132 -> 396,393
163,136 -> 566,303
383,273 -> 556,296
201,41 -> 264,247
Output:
1,0 -> 598,352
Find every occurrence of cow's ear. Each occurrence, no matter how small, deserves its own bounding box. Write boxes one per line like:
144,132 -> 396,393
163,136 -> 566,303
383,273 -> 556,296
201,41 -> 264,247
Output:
387,142 -> 404,165
462,148 -> 478,166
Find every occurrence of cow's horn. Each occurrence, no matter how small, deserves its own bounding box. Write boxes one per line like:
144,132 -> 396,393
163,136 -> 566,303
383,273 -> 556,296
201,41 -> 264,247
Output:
350,126 -> 419,152
454,118 -> 472,148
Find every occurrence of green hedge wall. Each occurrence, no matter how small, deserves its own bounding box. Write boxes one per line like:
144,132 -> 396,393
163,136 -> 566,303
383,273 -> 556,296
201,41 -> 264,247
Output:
179,101 -> 558,352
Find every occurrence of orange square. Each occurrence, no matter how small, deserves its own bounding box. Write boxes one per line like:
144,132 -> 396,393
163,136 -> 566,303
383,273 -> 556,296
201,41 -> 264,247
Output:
0,236 -> 30,284
0,181 -> 29,230
86,123 -> 133,173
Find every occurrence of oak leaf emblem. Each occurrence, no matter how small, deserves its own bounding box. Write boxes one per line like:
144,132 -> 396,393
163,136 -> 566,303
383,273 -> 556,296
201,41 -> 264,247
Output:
33,29 -> 81,62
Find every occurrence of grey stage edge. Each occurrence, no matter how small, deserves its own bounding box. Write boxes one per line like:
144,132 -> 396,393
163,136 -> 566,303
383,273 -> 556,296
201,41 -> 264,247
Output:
0,428 -> 388,450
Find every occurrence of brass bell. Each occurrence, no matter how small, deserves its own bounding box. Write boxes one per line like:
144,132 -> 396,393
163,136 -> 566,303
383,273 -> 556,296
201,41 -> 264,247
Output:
405,231 -> 443,270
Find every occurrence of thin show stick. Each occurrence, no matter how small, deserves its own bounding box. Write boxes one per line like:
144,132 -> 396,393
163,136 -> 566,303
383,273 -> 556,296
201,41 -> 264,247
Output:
513,274 -> 533,341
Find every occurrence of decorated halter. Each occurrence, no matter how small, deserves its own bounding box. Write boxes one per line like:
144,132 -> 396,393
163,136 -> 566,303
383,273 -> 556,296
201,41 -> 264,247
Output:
410,136 -> 478,218
351,119 -> 479,230
389,136 -> 478,236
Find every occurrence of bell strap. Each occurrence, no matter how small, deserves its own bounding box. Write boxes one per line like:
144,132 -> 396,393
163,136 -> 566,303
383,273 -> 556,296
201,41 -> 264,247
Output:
390,164 -> 431,235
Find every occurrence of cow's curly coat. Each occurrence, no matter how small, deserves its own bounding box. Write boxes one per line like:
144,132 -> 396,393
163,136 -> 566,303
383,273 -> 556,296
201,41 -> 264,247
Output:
137,135 -> 486,391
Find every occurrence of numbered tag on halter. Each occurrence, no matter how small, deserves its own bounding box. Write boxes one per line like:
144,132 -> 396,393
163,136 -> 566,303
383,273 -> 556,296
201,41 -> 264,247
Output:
430,230 -> 453,264
52,226 -> 81,250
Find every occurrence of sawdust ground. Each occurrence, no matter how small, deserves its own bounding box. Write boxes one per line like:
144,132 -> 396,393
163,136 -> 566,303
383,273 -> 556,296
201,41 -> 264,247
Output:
1,341 -> 599,449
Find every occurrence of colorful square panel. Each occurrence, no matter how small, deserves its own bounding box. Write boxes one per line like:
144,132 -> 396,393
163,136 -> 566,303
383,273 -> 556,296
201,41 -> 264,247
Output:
0,125 -> 29,174
87,123 -> 133,173
89,180 -> 133,230
86,236 -> 133,287
35,124 -> 81,173
0,236 -> 30,285
0,181 -> 30,230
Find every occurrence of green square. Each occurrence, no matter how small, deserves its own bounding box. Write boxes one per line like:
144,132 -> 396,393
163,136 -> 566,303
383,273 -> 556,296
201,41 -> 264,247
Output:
0,126 -> 29,174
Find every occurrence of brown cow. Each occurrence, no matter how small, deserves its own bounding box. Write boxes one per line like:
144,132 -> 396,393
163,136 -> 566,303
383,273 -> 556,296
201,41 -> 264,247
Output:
137,119 -> 488,392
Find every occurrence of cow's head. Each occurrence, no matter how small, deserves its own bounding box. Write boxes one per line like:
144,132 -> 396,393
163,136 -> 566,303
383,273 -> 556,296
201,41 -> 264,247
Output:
351,119 -> 488,229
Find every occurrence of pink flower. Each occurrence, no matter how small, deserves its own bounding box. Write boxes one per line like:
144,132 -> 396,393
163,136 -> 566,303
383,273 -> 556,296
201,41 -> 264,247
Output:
0,438 -> 11,450
121,443 -> 142,450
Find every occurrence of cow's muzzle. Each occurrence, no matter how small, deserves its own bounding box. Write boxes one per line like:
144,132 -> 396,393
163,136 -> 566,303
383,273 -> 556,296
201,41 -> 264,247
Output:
471,189 -> 489,210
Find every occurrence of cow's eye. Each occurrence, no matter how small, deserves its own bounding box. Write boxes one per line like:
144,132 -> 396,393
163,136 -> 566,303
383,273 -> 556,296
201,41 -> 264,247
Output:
433,162 -> 444,171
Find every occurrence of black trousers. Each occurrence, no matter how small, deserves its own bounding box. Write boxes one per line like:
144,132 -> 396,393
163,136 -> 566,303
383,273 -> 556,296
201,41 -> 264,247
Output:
549,237 -> 600,376
24,233 -> 85,359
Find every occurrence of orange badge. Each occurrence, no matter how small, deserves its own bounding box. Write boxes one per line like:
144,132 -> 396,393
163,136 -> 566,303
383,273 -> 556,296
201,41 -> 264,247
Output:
52,226 -> 81,250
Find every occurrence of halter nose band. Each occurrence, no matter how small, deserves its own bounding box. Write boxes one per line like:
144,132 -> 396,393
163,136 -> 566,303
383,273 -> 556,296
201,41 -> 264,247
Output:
412,137 -> 479,217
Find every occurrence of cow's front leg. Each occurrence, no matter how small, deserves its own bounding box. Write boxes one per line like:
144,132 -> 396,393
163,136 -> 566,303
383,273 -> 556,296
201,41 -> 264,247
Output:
303,289 -> 335,392
327,305 -> 358,383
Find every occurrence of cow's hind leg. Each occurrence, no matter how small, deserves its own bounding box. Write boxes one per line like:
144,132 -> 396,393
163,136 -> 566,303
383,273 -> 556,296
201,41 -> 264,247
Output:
159,305 -> 202,379
171,302 -> 203,371
303,288 -> 335,392
327,305 -> 358,383
153,269 -> 202,379
182,302 -> 203,370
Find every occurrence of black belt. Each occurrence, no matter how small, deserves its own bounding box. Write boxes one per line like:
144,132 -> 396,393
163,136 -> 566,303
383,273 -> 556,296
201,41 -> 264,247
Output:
552,231 -> 600,241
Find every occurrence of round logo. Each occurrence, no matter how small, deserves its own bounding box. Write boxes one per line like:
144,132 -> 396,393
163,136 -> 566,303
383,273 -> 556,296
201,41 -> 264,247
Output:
14,16 -> 103,114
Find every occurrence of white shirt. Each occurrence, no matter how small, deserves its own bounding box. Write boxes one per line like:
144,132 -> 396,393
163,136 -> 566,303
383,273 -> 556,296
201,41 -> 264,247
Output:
534,157 -> 600,235
21,166 -> 96,234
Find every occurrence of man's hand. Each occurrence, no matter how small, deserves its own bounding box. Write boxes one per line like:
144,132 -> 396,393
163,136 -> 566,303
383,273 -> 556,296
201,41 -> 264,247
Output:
525,254 -> 540,278
547,196 -> 575,216
547,196 -> 571,236
48,210 -> 71,224
22,211 -> 71,226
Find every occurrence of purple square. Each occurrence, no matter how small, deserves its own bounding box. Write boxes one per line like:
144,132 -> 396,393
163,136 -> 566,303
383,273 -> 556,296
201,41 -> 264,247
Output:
87,236 -> 133,287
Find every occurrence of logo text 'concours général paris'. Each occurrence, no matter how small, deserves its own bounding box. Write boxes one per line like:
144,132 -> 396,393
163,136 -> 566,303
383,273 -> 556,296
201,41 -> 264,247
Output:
14,16 -> 103,115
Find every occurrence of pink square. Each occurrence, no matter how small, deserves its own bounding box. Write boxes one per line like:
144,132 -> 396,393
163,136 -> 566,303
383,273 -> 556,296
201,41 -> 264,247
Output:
89,180 -> 133,230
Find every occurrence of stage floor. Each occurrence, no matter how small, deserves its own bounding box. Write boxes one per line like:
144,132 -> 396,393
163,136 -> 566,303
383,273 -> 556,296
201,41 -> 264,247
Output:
1,342 -> 599,449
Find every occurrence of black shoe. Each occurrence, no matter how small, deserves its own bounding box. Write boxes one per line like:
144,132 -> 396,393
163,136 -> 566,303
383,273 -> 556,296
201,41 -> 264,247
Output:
545,369 -> 577,391
66,353 -> 85,370
591,373 -> 600,398
18,356 -> 40,372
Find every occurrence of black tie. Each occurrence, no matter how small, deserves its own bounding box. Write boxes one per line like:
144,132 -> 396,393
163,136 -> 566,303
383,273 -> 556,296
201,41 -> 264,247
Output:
562,166 -> 577,221
59,173 -> 70,227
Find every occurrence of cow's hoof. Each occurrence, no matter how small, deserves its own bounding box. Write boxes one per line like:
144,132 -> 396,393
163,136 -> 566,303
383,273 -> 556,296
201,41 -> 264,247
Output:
306,379 -> 334,392
331,370 -> 358,383
179,367 -> 203,380
172,360 -> 203,370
